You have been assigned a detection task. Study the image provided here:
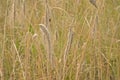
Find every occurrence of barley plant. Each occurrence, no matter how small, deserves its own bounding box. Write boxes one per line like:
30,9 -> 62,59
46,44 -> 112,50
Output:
0,0 -> 120,80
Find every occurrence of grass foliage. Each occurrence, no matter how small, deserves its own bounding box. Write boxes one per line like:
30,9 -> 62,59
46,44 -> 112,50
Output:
0,0 -> 120,80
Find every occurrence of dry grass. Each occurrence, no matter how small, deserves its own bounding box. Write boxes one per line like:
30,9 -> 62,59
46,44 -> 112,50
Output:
0,0 -> 120,80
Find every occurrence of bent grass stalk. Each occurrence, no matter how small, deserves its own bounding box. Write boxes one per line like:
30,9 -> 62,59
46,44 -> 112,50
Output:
39,24 -> 53,65
39,24 -> 54,79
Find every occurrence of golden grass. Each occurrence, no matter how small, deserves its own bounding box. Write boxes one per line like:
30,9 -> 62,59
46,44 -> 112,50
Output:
0,0 -> 120,80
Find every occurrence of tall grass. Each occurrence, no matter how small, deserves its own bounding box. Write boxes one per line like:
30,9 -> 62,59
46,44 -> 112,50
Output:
0,0 -> 120,80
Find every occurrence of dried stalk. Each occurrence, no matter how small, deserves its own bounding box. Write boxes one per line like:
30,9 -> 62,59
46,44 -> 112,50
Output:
63,28 -> 74,80
12,41 -> 26,80
39,24 -> 53,67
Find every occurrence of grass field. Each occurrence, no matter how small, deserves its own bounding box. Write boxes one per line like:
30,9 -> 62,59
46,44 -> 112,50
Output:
0,0 -> 120,80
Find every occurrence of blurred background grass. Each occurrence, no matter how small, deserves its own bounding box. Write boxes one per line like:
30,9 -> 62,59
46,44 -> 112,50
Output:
0,0 -> 120,80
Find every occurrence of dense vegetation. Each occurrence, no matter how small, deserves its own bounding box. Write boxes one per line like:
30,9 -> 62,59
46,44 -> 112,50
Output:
0,0 -> 120,80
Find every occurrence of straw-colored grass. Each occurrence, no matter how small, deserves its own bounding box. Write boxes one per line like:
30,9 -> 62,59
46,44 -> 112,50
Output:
0,0 -> 120,80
